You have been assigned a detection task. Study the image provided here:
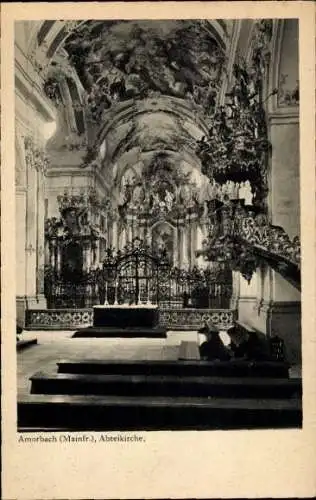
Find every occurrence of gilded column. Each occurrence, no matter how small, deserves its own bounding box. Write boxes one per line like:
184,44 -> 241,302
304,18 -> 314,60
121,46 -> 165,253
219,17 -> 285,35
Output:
112,218 -> 118,249
182,226 -> 189,269
190,223 -> 197,268
95,239 -> 101,266
173,226 -> 178,267
50,238 -> 57,269
56,245 -> 62,275
126,216 -> 132,243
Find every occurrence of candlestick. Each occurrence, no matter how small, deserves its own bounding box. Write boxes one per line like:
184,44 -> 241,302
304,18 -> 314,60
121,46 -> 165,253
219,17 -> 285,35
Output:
146,279 -> 151,304
104,281 -> 109,306
114,280 -> 118,305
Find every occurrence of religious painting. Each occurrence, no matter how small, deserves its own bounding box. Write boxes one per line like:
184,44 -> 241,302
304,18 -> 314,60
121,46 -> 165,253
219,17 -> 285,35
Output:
151,222 -> 175,264
61,241 -> 83,282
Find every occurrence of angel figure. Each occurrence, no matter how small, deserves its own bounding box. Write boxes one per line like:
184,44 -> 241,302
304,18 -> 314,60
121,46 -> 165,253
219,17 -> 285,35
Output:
165,190 -> 174,212
244,181 -> 254,205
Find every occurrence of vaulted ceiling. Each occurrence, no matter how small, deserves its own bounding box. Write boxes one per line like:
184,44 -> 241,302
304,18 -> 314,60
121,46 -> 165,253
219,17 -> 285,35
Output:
43,20 -> 232,185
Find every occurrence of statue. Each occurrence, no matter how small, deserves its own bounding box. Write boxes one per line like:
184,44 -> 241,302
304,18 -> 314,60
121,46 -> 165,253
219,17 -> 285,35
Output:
164,190 -> 174,212
238,182 -> 246,200
244,181 -> 253,205
202,201 -> 209,218
226,180 -> 235,199
131,183 -> 144,206
152,192 -> 161,209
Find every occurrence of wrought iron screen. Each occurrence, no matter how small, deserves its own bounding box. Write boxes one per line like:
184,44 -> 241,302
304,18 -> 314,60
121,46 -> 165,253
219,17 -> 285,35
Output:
44,238 -> 232,309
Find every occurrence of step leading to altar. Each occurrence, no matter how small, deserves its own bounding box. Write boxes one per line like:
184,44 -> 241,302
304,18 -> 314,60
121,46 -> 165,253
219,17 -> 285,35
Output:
30,371 -> 301,399
25,307 -> 236,331
18,394 -> 302,431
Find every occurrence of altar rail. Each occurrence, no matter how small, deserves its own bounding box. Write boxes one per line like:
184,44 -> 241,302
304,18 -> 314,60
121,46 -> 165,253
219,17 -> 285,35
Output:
45,279 -> 232,310
25,308 -> 236,331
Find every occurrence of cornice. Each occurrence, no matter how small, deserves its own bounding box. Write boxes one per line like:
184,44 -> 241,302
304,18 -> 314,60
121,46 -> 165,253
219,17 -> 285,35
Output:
268,112 -> 299,125
46,166 -> 94,177
238,296 -> 257,303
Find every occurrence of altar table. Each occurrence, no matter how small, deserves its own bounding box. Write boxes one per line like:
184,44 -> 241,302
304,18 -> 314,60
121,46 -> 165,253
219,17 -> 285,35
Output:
93,304 -> 159,329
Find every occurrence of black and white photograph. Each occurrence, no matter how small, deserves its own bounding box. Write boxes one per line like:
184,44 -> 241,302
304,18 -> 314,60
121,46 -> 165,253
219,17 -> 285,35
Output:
15,18 -> 302,432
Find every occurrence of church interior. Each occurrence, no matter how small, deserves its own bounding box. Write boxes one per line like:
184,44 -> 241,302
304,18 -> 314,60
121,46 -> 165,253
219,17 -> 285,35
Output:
15,19 -> 301,430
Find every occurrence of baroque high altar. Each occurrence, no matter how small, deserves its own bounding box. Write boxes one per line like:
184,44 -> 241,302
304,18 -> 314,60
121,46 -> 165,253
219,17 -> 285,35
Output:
45,152 -> 252,277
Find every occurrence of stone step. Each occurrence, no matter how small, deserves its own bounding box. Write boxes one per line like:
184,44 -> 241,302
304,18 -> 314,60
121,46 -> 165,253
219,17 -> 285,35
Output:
57,359 -> 291,378
30,372 -> 301,399
72,326 -> 167,338
18,394 -> 302,431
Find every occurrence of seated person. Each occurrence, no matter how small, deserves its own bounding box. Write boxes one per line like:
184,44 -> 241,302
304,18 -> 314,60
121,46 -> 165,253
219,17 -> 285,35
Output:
198,321 -> 232,361
268,334 -> 286,362
230,330 -> 271,361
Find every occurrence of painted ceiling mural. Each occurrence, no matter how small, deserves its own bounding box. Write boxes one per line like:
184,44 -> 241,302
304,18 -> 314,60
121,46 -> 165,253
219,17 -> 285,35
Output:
64,21 -> 226,115
48,20 -> 229,183
43,19 -> 274,205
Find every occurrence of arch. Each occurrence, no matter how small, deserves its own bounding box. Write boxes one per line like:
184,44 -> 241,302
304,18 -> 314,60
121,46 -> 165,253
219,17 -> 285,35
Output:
66,77 -> 86,135
37,21 -> 56,46
96,97 -> 209,144
150,219 -> 175,232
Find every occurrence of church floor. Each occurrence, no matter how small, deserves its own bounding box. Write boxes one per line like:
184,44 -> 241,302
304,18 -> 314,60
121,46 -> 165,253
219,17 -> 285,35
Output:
17,330 -> 302,430
18,330 -> 198,399
18,329 -> 301,400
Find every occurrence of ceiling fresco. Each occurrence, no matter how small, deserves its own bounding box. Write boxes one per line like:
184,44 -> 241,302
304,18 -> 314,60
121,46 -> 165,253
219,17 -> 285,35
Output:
64,20 -> 226,105
57,20 -> 227,177
41,20 -> 231,186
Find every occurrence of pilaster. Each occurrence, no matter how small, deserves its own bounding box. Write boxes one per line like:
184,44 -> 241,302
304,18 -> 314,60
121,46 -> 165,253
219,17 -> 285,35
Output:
181,226 -> 189,269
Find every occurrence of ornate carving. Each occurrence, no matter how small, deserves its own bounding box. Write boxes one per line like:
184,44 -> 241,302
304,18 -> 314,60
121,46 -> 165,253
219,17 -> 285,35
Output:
24,136 -> 49,175
43,76 -> 62,105
118,152 -> 200,222
64,21 -> 226,123
159,308 -> 235,330
26,309 -> 93,329
37,265 -> 45,294
240,214 -> 300,266
64,21 -> 82,34
25,307 -> 235,330
196,19 -> 276,209
57,187 -> 105,213
278,74 -> 299,106
197,200 -> 300,284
